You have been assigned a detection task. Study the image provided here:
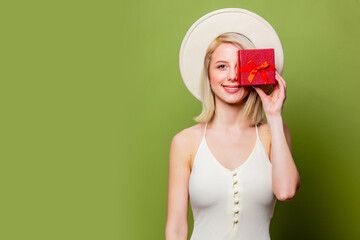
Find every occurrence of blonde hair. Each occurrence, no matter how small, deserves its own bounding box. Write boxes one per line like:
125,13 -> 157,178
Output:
193,32 -> 273,126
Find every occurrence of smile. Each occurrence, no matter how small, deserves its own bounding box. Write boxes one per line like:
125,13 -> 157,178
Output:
222,84 -> 241,93
224,86 -> 240,89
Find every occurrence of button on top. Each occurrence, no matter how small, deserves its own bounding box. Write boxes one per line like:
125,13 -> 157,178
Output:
232,174 -> 240,226
234,207 -> 240,213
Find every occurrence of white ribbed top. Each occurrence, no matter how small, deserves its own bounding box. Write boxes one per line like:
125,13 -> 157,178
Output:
189,122 -> 277,240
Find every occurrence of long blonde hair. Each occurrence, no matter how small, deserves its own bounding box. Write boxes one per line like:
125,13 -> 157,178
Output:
193,32 -> 273,126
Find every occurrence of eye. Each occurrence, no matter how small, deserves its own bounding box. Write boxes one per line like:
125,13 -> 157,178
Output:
217,64 -> 226,69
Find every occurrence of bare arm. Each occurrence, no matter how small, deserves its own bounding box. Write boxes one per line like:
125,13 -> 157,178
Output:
268,117 -> 301,201
253,71 -> 301,201
165,132 -> 191,240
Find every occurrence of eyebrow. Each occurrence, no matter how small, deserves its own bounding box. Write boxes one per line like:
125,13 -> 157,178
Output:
215,60 -> 229,64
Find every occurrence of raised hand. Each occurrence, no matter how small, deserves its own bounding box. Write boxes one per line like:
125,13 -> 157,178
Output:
252,71 -> 286,117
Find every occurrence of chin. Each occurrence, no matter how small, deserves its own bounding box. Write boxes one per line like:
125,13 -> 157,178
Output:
218,94 -> 248,105
227,97 -> 247,105
213,86 -> 251,104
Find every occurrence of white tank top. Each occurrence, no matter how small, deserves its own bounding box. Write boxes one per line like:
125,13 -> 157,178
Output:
189,122 -> 277,240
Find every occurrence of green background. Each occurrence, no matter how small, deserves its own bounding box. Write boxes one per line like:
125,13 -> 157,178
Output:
1,0 -> 359,239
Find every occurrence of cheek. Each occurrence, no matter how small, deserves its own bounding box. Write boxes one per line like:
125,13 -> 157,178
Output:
208,71 -> 216,83
209,70 -> 227,83
236,86 -> 251,98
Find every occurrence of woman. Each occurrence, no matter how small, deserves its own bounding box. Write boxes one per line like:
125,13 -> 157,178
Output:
166,9 -> 301,240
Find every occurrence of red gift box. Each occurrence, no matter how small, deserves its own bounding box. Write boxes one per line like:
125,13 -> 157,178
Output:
237,49 -> 275,86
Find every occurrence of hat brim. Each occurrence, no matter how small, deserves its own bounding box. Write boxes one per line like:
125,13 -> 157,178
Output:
179,8 -> 284,102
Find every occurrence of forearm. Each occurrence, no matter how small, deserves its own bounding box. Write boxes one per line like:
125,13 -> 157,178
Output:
267,115 -> 300,201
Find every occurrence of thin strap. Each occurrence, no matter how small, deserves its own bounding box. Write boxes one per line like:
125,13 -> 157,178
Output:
203,122 -> 208,138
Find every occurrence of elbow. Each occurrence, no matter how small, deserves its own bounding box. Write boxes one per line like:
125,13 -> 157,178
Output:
276,187 -> 299,201
276,192 -> 295,201
165,231 -> 187,240
275,175 -> 301,201
165,223 -> 188,240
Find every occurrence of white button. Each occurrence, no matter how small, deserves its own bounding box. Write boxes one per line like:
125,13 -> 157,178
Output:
233,179 -> 238,184
234,207 -> 239,213
234,198 -> 239,204
233,217 -> 238,223
234,189 -> 239,194
233,172 -> 237,176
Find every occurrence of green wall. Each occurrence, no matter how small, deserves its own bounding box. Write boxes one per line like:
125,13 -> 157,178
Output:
1,0 -> 359,239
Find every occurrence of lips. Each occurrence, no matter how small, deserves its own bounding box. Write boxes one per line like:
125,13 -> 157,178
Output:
222,84 -> 241,93
222,84 -> 241,88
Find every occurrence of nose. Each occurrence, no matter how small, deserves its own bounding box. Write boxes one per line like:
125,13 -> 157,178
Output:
228,66 -> 238,81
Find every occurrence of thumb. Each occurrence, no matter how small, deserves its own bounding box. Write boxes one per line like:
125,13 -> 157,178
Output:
252,86 -> 267,100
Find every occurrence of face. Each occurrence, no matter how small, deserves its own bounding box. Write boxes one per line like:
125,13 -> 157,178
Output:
209,42 -> 251,105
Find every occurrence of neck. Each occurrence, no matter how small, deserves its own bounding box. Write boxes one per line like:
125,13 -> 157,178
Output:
210,96 -> 252,130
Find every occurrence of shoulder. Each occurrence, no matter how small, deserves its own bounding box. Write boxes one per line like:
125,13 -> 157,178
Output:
257,122 -> 272,160
258,121 -> 271,136
171,123 -> 204,147
170,123 -> 205,168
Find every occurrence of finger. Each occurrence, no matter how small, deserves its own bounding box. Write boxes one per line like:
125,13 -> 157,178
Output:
274,74 -> 286,99
276,71 -> 286,89
272,79 -> 280,96
275,72 -> 286,94
279,76 -> 287,97
275,71 -> 285,85
273,75 -> 281,90
252,85 -> 268,100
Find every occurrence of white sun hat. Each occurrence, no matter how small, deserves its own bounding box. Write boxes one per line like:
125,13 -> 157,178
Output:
179,8 -> 284,102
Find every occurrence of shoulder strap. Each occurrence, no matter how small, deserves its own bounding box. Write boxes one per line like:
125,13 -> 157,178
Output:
255,124 -> 259,139
203,122 -> 208,138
